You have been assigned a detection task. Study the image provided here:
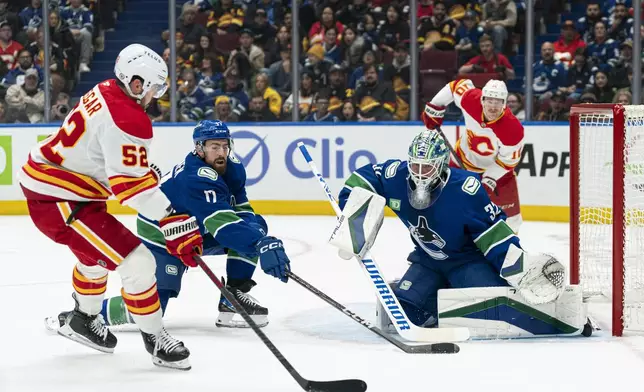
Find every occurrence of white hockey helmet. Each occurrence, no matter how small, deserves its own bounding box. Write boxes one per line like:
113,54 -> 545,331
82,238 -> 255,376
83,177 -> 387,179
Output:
481,79 -> 508,106
114,44 -> 168,100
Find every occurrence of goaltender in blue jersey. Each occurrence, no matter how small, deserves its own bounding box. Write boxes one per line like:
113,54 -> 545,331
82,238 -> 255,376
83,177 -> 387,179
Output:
46,120 -> 290,330
332,129 -> 593,338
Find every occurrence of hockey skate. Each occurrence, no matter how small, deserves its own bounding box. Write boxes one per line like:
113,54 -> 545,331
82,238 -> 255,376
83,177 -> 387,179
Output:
44,310 -> 71,332
216,278 -> 268,328
141,328 -> 191,370
57,295 -> 117,353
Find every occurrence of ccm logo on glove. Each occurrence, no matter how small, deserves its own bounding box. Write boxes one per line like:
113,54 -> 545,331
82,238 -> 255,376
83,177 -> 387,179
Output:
259,241 -> 284,253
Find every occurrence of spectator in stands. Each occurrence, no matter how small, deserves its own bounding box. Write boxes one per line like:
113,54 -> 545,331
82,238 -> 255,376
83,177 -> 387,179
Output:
535,90 -> 568,121
2,49 -> 42,86
50,91 -> 71,122
337,0 -> 370,28
304,44 -> 332,89
5,68 -> 44,123
358,13 -> 378,49
247,0 -> 282,27
454,10 -> 484,66
28,27 -> 65,98
227,28 -> 265,82
0,0 -> 22,46
506,92 -> 525,120
248,8 -> 276,50
327,64 -> 350,115
532,42 -> 567,101
322,27 -> 342,64
240,93 -> 278,122
0,19 -> 23,73
576,2 -> 607,42
417,0 -> 433,20
353,63 -> 395,121
418,1 -> 457,51
196,54 -> 221,95
60,0 -> 94,73
309,6 -> 344,47
383,42 -> 410,121
19,0 -> 42,43
349,49 -> 380,89
304,89 -> 339,122
553,20 -> 586,68
254,70 -> 281,118
0,100 -> 6,123
268,43 -> 295,98
339,100 -> 357,121
610,39 -> 633,89
480,0 -> 517,54
48,9 -> 75,79
209,95 -> 239,122
563,47 -> 593,101
340,26 -> 366,71
266,25 -> 290,66
586,21 -> 619,72
377,5 -> 409,56
187,34 -> 222,70
458,35 -> 515,80
178,67 -> 210,121
579,91 -> 598,104
206,0 -> 244,35
150,94 -> 171,123
213,67 -> 248,119
162,4 -> 206,52
283,69 -> 315,119
607,1 -> 632,42
613,89 -> 632,104
586,70 -> 615,103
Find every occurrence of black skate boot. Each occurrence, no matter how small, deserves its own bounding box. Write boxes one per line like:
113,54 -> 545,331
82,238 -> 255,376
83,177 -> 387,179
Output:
141,328 -> 191,370
216,278 -> 268,328
57,295 -> 117,353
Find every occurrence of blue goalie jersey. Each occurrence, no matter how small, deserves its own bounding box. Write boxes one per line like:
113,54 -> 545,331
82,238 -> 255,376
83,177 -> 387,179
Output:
137,152 -> 264,257
338,160 -> 522,272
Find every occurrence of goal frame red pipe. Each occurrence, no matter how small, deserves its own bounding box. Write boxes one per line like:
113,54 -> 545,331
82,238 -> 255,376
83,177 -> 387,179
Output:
569,104 -> 625,337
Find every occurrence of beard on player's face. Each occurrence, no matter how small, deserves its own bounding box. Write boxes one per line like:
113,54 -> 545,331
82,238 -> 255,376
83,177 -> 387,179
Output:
211,155 -> 227,174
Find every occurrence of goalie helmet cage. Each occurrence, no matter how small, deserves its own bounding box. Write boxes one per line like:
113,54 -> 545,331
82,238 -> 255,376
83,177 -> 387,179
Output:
570,103 -> 644,337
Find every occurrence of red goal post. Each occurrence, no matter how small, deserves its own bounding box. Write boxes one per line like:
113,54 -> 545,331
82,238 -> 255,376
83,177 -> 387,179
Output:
569,103 -> 644,337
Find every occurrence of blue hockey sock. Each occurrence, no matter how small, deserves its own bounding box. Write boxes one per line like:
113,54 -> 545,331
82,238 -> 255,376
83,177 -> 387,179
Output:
100,296 -> 133,326
158,289 -> 171,315
226,250 -> 258,281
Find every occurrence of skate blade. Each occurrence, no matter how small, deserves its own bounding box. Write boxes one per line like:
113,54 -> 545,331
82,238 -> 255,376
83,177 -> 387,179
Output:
152,356 -> 191,371
57,324 -> 115,354
216,312 -> 268,328
44,315 -> 62,333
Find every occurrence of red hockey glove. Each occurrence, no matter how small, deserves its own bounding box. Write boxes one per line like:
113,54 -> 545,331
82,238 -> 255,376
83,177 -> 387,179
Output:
421,102 -> 446,130
159,214 -> 203,268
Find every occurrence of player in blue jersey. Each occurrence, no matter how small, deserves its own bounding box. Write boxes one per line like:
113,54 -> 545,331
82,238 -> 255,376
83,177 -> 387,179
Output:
47,120 -> 290,330
331,129 -> 591,338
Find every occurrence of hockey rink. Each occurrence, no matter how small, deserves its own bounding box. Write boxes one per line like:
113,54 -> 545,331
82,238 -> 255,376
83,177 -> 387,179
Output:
1,215 -> 644,392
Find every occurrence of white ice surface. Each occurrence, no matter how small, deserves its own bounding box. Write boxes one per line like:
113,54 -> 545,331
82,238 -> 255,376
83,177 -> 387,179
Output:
1,216 -> 644,392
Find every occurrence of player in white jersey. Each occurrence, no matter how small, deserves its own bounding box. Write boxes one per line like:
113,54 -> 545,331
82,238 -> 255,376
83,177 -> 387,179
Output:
421,79 -> 524,232
17,44 -> 203,370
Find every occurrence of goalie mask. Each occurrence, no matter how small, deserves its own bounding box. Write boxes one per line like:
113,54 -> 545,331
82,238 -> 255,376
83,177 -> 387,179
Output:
406,130 -> 450,210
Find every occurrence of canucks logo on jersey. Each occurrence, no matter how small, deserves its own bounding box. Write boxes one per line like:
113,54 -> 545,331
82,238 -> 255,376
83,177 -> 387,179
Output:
409,216 -> 447,260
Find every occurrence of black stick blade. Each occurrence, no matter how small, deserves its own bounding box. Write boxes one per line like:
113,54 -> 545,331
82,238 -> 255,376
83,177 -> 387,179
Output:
305,379 -> 368,392
406,342 -> 460,354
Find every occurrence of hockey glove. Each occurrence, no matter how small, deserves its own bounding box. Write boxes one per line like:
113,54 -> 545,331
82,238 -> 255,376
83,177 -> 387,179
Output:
256,236 -> 291,283
149,163 -> 163,182
421,102 -> 446,130
160,214 -> 203,268
481,176 -> 499,196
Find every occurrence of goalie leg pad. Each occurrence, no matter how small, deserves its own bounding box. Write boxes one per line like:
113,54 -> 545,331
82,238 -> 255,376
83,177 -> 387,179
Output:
329,187 -> 386,259
392,262 -> 447,327
437,285 -> 587,339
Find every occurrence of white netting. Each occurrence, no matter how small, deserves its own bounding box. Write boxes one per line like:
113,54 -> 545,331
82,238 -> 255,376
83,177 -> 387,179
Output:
577,106 -> 644,332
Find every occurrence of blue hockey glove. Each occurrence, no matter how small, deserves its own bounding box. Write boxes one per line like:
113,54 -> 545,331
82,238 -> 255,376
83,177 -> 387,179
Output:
256,236 -> 290,283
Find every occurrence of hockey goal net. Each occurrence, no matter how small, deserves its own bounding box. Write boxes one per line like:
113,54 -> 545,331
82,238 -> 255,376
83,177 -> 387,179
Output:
570,104 -> 644,336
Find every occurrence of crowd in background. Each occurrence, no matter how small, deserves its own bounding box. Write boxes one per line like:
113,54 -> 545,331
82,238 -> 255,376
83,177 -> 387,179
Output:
0,0 -> 641,124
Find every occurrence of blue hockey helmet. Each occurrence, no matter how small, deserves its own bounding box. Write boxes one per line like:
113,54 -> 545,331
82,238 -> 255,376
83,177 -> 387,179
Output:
406,129 -> 450,209
192,120 -> 233,154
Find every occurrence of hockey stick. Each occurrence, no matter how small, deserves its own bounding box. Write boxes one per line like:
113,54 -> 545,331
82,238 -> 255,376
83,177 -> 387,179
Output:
296,142 -> 470,343
435,125 -> 464,169
287,271 -> 459,354
195,255 -> 367,392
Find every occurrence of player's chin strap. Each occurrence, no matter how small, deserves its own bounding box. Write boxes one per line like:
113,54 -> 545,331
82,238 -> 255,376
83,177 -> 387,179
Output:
500,243 -> 565,305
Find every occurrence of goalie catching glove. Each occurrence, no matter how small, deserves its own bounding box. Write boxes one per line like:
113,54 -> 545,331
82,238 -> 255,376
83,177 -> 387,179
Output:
500,243 -> 565,305
329,187 -> 386,260
160,214 -> 203,267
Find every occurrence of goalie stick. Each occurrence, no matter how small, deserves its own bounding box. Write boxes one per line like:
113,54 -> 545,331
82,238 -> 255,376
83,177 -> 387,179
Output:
194,255 -> 367,392
288,271 -> 459,354
297,142 -> 470,343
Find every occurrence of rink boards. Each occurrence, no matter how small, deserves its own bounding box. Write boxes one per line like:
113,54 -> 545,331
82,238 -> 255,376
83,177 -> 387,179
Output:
0,122 -> 573,221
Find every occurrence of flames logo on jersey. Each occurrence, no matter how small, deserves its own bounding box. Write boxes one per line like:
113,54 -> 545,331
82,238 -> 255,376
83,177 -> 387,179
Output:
466,129 -> 495,156
408,216 -> 448,260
